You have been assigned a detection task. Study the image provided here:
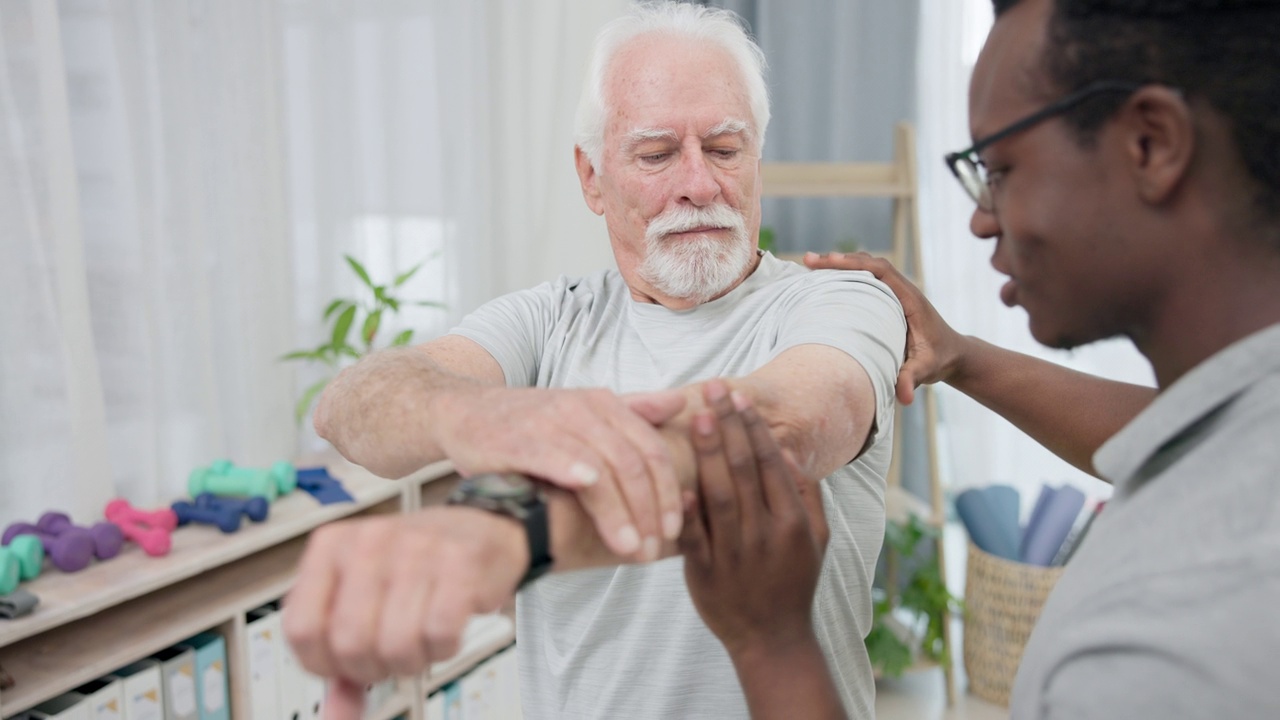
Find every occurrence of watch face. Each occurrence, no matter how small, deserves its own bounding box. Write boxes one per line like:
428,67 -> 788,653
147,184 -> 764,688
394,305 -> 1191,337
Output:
465,472 -> 535,501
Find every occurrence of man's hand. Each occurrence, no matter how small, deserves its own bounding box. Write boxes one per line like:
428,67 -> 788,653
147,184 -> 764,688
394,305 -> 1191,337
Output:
805,251 -> 967,405
282,506 -> 527,720
432,386 -> 687,561
679,380 -> 828,656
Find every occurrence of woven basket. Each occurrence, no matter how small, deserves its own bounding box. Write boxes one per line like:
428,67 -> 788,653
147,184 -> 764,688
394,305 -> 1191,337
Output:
963,543 -> 1064,706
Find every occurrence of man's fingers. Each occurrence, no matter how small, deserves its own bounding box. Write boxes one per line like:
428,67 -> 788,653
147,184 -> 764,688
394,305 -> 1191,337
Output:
321,677 -> 366,720
575,466 -> 646,558
607,399 -> 683,545
623,388 -> 689,540
326,532 -> 390,684
623,389 -> 688,425
282,529 -> 342,678
376,570 -> 431,678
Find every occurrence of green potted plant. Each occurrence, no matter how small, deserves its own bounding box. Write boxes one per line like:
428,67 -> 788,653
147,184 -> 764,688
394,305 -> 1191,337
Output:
866,513 -> 965,677
282,254 -> 444,423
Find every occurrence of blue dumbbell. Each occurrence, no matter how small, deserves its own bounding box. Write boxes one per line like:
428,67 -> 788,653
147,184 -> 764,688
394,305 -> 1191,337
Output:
171,500 -> 241,534
194,493 -> 269,523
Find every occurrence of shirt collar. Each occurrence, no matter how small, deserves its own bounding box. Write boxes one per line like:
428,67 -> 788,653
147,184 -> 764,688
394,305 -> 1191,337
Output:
1094,322 -> 1280,489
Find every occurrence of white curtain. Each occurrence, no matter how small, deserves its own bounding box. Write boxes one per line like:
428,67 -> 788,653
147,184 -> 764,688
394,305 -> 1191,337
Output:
1,0 -> 625,529
915,0 -> 1154,514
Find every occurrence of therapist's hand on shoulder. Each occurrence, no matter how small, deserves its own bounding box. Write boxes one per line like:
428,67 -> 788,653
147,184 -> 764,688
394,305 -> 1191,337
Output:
432,384 -> 688,563
281,506 -> 528,720
805,251 -> 966,405
679,380 -> 828,655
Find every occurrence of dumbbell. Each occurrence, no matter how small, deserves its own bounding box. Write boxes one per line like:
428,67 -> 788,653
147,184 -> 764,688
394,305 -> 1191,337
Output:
195,493 -> 270,523
0,548 -> 18,595
0,535 -> 45,592
104,499 -> 178,532
104,500 -> 176,557
188,460 -> 297,502
36,512 -> 125,561
1,521 -> 93,573
171,500 -> 242,534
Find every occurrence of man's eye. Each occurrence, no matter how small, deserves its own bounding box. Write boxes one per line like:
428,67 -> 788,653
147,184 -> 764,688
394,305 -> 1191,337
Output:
639,153 -> 671,164
711,149 -> 739,159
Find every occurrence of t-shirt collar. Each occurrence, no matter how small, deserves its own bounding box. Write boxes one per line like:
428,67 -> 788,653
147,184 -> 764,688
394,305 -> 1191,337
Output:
1094,322 -> 1280,490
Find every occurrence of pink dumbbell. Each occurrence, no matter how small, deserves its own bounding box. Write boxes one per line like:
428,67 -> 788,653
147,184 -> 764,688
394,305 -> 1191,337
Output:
104,499 -> 178,532
104,500 -> 177,557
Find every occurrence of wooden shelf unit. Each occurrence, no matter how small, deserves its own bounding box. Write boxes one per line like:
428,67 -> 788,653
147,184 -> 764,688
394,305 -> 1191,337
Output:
0,456 -> 512,720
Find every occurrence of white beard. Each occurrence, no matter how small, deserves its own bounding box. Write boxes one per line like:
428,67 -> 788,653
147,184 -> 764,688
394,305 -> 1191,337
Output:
638,204 -> 754,305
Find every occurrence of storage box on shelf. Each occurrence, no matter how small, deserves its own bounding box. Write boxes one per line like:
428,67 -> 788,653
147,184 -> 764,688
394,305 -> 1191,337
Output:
0,456 -> 516,720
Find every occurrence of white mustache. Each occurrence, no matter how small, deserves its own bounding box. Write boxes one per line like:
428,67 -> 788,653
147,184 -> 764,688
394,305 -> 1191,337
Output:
645,204 -> 746,242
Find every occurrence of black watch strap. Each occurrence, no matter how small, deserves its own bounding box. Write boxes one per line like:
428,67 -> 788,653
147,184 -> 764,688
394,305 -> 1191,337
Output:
520,498 -> 554,588
446,473 -> 554,590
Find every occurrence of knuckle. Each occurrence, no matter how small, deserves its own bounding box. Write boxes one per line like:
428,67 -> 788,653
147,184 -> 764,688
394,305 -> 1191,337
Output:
329,628 -> 371,667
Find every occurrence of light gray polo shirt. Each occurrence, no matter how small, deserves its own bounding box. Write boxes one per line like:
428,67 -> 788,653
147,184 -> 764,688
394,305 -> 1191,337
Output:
1010,322 -> 1280,719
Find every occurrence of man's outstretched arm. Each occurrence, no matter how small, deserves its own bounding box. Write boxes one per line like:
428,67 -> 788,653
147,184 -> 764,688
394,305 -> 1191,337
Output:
806,252 -> 1156,477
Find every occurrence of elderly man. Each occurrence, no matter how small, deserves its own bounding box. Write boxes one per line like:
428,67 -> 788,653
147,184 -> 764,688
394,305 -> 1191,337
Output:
283,3 -> 904,718
697,0 -> 1280,717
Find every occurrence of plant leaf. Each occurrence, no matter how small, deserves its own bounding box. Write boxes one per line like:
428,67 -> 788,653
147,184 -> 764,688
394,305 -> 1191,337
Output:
322,299 -> 348,321
391,329 -> 414,347
279,350 -> 316,362
345,255 -> 375,290
337,343 -> 362,359
294,377 -> 330,425
362,309 -> 382,346
384,297 -> 400,312
331,304 -> 358,348
394,262 -> 423,287
412,300 -> 448,309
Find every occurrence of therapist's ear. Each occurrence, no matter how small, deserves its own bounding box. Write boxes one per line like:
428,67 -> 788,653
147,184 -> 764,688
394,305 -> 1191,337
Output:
575,146 -> 605,216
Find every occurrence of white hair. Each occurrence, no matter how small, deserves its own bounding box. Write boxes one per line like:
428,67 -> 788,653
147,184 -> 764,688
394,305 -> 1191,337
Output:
574,1 -> 771,170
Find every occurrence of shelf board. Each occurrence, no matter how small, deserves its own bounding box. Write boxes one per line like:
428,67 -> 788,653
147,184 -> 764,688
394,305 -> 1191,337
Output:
762,162 -> 911,198
0,457 -> 416,650
0,535 -> 312,716
423,614 -> 516,694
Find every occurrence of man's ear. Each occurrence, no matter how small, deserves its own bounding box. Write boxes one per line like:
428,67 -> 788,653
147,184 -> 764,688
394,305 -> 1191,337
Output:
1121,86 -> 1195,206
575,146 -> 605,216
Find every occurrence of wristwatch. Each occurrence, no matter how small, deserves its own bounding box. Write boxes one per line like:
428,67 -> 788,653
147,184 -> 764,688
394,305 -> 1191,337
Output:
446,472 -> 554,589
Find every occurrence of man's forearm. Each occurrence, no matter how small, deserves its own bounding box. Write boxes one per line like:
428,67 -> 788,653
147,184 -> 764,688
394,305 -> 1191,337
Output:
948,337 -> 1156,477
315,348 -> 489,479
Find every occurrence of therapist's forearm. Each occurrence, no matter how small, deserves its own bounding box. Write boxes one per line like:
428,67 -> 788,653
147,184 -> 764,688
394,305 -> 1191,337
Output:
947,336 -> 1155,477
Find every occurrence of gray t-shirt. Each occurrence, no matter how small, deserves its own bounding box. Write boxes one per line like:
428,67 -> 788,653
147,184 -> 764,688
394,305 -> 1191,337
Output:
451,253 -> 906,719
1010,322 -> 1280,719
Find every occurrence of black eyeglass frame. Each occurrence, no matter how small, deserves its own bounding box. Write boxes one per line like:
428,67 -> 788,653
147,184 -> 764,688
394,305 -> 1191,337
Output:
944,80 -> 1145,210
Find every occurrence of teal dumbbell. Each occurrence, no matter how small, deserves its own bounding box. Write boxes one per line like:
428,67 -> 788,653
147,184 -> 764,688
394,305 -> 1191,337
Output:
188,460 -> 297,502
0,535 -> 44,594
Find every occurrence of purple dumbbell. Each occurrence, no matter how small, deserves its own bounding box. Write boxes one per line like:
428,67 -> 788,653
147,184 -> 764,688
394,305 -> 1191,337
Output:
2,521 -> 94,572
36,512 -> 125,561
195,493 -> 269,523
171,500 -> 242,534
